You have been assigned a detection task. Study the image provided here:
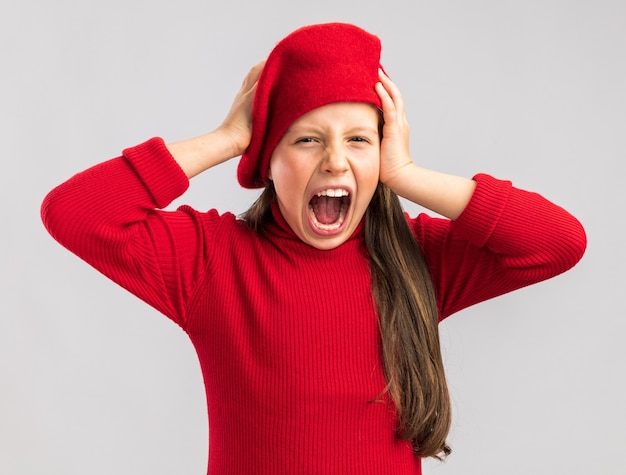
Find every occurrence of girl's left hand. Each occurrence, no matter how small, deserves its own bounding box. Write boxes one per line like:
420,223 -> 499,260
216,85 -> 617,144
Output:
375,69 -> 415,188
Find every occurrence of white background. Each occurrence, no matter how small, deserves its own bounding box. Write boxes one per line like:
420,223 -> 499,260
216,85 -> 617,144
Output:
2,0 -> 624,474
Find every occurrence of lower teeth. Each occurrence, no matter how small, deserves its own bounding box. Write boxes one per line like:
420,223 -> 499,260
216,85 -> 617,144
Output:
309,204 -> 347,231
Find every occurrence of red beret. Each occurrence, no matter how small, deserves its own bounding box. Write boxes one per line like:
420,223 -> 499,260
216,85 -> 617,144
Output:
237,22 -> 384,189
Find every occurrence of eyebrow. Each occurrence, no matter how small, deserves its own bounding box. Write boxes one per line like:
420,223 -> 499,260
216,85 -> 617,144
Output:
286,125 -> 379,136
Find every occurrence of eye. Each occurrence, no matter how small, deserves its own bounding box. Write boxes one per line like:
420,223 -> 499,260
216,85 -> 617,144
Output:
349,136 -> 369,143
295,137 -> 316,144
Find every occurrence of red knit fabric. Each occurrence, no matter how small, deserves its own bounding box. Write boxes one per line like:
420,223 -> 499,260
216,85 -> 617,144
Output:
238,22 -> 384,188
41,138 -> 586,474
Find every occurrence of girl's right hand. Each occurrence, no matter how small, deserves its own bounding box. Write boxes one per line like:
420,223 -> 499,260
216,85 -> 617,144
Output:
218,60 -> 266,159
166,61 -> 265,179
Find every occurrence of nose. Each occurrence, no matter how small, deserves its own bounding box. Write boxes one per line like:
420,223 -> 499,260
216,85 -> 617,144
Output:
321,145 -> 350,175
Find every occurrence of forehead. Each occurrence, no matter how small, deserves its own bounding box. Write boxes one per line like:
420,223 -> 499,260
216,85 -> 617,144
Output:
286,102 -> 379,131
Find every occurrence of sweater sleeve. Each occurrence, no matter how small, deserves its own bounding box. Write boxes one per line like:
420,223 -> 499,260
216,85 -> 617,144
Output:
40,137 -> 217,329
410,173 -> 587,320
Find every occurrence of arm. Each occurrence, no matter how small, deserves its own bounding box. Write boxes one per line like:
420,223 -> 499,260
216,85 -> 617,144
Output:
375,70 -> 586,319
41,139 -> 204,327
412,173 -> 587,319
375,69 -> 476,219
40,62 -> 264,327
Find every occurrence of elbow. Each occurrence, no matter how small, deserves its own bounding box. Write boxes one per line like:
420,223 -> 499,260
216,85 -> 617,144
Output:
40,183 -> 81,251
509,213 -> 587,284
562,215 -> 587,271
41,186 -> 62,242
544,213 -> 587,278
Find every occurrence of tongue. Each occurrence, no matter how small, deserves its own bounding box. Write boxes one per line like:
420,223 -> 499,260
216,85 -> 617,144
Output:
310,196 -> 342,225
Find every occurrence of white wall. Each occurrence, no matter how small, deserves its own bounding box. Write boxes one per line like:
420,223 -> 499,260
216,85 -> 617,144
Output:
2,0 -> 624,474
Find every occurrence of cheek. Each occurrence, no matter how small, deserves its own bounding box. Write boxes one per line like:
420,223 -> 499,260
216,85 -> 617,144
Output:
270,151 -> 316,196
357,155 -> 381,186
269,152 -> 303,183
360,161 -> 381,205
271,162 -> 301,197
270,163 -> 307,222
352,161 -> 380,209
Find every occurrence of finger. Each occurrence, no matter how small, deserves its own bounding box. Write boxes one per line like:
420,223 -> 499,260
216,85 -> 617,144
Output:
251,58 -> 266,76
241,59 -> 266,90
375,80 -> 397,124
378,68 -> 400,98
377,69 -> 406,119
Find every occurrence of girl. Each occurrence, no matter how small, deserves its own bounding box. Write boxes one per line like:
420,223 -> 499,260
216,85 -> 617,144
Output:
41,22 -> 586,475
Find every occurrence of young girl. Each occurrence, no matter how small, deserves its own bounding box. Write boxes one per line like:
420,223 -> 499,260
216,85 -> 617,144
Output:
41,22 -> 586,475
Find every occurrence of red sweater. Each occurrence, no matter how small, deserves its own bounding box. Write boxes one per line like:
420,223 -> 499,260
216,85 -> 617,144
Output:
41,138 -> 586,474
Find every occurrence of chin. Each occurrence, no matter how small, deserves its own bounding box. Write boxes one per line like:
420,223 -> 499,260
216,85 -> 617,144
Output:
306,238 -> 348,251
302,226 -> 355,250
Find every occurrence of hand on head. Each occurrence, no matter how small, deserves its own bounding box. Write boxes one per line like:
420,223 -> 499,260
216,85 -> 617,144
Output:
375,69 -> 414,188
222,61 -> 415,188
215,33 -> 416,198
218,59 -> 266,159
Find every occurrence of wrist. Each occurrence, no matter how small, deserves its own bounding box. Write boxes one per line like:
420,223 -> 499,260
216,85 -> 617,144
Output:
380,161 -> 419,196
167,129 -> 238,179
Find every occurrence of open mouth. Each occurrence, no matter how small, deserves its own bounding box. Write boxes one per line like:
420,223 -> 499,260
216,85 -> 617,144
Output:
308,189 -> 351,231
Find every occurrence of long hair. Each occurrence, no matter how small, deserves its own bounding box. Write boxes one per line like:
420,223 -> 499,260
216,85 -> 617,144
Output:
240,182 -> 452,459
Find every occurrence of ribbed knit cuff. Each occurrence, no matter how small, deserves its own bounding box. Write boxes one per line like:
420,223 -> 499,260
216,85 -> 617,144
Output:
451,173 -> 512,247
122,137 -> 189,209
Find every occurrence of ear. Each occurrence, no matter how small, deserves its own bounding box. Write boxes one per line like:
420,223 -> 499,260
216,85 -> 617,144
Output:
267,167 -> 272,180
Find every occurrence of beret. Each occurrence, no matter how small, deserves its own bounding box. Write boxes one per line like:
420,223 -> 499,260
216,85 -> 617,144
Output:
237,22 -> 384,188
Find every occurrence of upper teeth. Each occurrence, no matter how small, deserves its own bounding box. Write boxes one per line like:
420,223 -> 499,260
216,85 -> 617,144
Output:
316,189 -> 349,198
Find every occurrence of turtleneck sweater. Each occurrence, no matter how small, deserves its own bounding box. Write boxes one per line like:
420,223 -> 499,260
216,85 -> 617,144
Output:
41,137 -> 586,475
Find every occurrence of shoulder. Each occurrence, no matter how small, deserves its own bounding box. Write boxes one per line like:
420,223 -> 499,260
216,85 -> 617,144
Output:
174,205 -> 252,237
